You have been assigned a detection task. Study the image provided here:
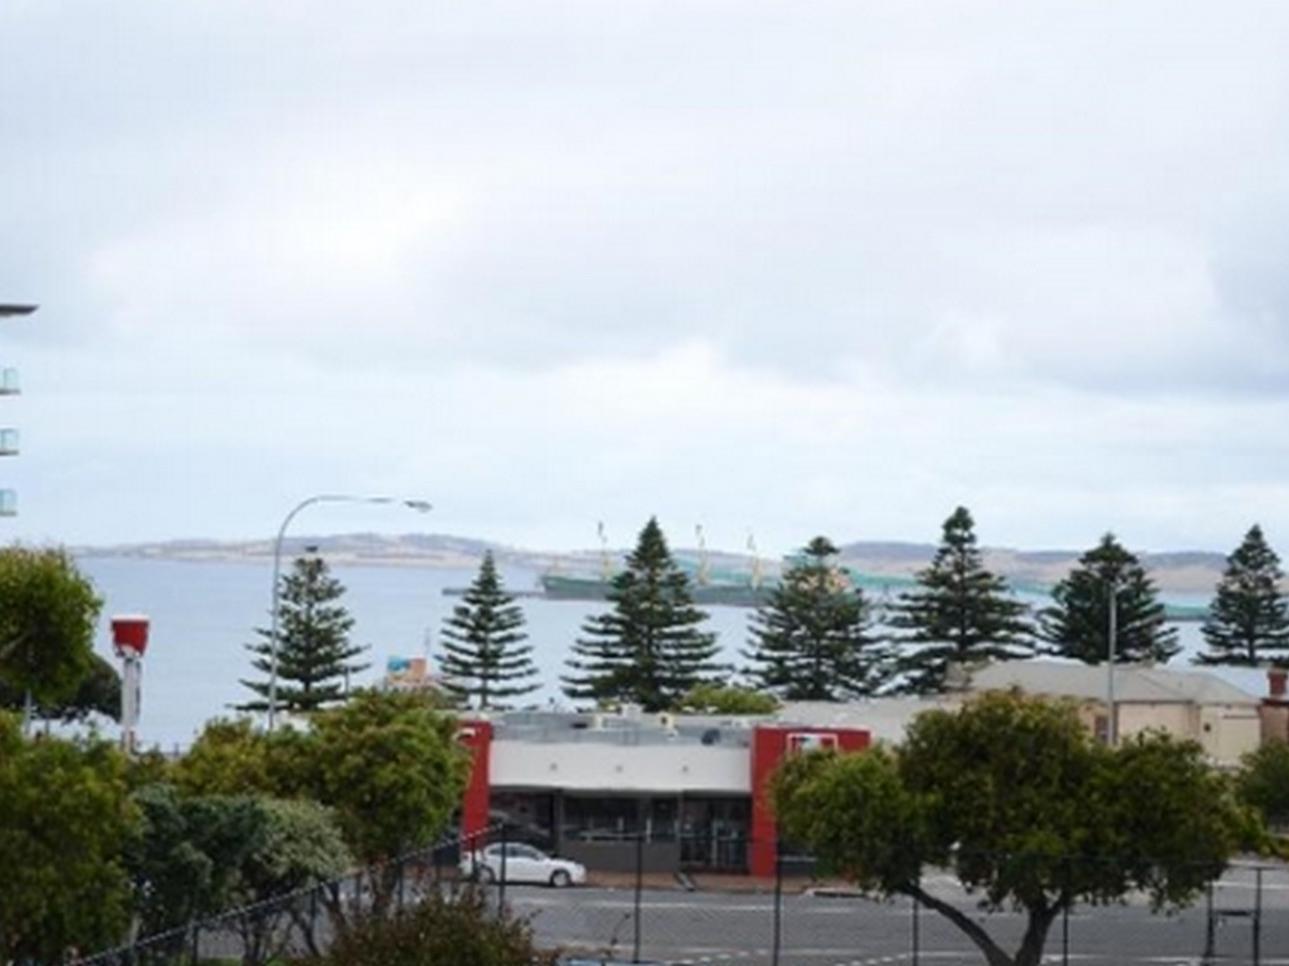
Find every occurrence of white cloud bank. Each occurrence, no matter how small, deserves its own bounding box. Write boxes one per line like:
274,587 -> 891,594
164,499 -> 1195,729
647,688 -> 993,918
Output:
2,1 -> 1289,555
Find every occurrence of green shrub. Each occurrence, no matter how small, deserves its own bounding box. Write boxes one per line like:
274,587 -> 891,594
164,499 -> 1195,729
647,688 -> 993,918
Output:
302,889 -> 556,966
1237,740 -> 1289,829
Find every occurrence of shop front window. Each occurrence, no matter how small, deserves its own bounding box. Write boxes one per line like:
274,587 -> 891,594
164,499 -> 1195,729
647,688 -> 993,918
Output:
490,791 -> 556,848
646,796 -> 678,841
680,797 -> 749,870
563,796 -> 639,842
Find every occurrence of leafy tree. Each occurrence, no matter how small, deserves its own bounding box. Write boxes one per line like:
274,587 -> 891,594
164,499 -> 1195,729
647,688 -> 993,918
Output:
889,508 -> 1033,694
1196,525 -> 1289,666
563,517 -> 722,711
1040,533 -> 1179,664
306,690 -> 470,909
773,691 -> 1249,966
745,536 -> 896,700
125,747 -> 173,790
176,695 -> 467,870
171,717 -> 313,800
1236,740 -> 1289,829
238,796 -> 351,898
231,797 -> 352,963
0,651 -> 121,722
174,693 -> 467,915
0,546 -> 103,721
302,889 -> 557,966
0,714 -> 135,963
126,785 -> 351,964
439,552 -> 538,709
674,682 -> 781,715
126,784 -> 269,936
241,554 -> 368,714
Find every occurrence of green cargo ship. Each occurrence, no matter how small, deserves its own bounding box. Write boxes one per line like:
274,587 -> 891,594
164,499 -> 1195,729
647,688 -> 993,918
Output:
540,572 -> 774,607
540,567 -> 920,609
537,572 -> 1210,621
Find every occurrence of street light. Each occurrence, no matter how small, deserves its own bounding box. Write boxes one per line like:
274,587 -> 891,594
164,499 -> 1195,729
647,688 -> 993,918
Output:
1106,573 -> 1119,747
267,494 -> 432,729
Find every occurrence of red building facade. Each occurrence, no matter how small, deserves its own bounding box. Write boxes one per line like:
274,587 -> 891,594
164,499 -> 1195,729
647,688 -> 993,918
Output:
457,714 -> 869,877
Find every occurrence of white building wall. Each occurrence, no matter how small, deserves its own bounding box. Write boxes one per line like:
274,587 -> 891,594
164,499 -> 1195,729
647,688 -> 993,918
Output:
491,740 -> 749,794
1198,704 -> 1261,767
1117,702 -> 1192,742
1106,702 -> 1259,768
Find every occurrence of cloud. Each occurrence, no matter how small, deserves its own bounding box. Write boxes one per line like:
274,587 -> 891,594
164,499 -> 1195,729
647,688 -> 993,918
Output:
3,2 -> 1289,548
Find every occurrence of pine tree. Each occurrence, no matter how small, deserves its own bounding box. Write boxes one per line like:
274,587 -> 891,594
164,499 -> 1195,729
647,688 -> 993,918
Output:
1195,525 -> 1289,666
438,551 -> 538,709
744,536 -> 896,700
888,507 -> 1034,694
240,554 -> 368,713
1040,533 -> 1179,664
563,517 -> 722,711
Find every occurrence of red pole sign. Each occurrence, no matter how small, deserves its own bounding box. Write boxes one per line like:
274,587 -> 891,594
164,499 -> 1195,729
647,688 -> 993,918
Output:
111,615 -> 150,657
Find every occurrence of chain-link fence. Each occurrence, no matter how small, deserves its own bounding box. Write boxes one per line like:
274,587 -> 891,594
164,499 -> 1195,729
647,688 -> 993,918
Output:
70,830 -> 480,966
70,832 -> 1289,966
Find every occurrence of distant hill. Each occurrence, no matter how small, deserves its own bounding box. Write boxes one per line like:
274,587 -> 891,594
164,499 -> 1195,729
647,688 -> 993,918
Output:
77,533 -> 1234,594
836,541 -> 1228,594
76,532 -> 510,568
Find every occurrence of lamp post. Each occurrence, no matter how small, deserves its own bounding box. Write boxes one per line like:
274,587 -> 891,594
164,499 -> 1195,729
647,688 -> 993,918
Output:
267,494 -> 432,730
1106,573 -> 1119,747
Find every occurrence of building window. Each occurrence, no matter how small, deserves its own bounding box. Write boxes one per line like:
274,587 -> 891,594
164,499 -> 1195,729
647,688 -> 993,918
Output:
788,732 -> 838,753
562,795 -> 640,842
646,796 -> 677,841
490,792 -> 555,848
680,797 -> 749,871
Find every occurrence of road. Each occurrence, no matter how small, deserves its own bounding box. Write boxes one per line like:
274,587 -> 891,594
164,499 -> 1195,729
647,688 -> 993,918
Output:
505,866 -> 1289,966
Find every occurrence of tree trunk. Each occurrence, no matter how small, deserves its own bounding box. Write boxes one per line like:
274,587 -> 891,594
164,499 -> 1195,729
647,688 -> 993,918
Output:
903,885 -> 1013,966
1012,905 -> 1059,966
903,884 -> 1060,966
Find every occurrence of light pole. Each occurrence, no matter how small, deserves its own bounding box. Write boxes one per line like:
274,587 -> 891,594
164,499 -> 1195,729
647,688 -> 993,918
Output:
267,494 -> 432,730
1106,573 -> 1119,747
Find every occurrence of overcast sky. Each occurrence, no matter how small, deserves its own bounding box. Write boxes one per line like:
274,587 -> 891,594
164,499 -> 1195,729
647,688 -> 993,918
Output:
3,1 -> 1289,557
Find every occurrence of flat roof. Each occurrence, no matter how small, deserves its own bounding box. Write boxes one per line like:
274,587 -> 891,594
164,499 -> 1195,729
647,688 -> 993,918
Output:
970,659 -> 1260,706
491,710 -> 760,748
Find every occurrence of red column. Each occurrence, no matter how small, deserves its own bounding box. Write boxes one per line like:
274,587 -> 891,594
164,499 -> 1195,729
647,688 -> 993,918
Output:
458,720 -> 493,842
748,725 -> 870,878
749,727 -> 784,878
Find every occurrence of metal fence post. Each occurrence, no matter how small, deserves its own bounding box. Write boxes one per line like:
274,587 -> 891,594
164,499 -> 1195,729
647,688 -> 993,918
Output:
911,873 -> 921,966
632,831 -> 644,963
1203,880 -> 1215,961
309,883 -> 320,954
1062,857 -> 1070,966
189,919 -> 200,964
771,839 -> 783,966
1254,866 -> 1263,966
397,855 -> 406,910
498,825 -> 508,912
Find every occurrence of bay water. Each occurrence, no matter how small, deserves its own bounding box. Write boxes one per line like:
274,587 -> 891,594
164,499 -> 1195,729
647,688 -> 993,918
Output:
77,557 -> 755,748
76,556 -> 1222,749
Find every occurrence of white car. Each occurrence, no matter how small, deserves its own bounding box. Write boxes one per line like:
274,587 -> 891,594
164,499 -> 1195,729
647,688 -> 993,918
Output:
459,843 -> 587,887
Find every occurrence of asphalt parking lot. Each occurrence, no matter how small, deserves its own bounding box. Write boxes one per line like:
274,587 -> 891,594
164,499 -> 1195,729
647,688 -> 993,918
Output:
506,865 -> 1289,966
